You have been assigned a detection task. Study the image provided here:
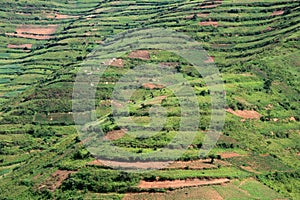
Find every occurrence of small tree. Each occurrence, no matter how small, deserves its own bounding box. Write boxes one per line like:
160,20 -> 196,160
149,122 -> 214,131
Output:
263,79 -> 272,93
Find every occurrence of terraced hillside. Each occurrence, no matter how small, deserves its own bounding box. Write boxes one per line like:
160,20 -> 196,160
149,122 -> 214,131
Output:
0,0 -> 299,199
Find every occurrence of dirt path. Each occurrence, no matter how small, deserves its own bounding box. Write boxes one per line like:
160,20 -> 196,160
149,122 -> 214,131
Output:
139,178 -> 230,189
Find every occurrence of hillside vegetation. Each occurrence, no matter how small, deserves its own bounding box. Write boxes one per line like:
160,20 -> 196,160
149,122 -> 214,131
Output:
0,0 -> 299,199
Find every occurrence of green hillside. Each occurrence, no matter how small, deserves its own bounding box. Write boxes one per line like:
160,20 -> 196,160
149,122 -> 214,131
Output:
0,0 -> 299,199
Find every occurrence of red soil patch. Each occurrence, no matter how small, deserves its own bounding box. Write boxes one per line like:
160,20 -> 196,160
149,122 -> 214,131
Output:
185,14 -> 195,19
7,44 -> 32,49
200,4 -> 220,9
220,152 -> 243,159
142,83 -> 164,90
271,10 -> 284,16
123,187 -> 224,200
147,96 -> 167,104
263,27 -> 273,32
6,25 -> 58,40
240,166 -> 260,174
139,178 -> 230,189
199,21 -> 218,27
38,170 -> 76,191
87,159 -> 104,166
91,160 -> 172,169
105,58 -> 124,67
104,129 -> 126,141
167,159 -> 217,170
197,13 -> 209,18
204,56 -> 215,63
128,50 -> 150,60
226,108 -> 261,119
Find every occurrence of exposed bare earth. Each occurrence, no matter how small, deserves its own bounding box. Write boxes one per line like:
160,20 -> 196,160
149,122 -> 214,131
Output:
6,25 -> 58,40
7,44 -> 32,49
88,160 -> 172,169
199,21 -> 218,27
147,95 -> 167,104
105,58 -> 124,67
197,13 -> 210,18
271,10 -> 284,16
138,178 -> 230,189
46,13 -> 78,19
38,170 -> 76,191
167,159 -> 217,170
104,129 -> 126,140
142,83 -> 164,89
204,56 -> 215,63
123,186 -> 224,200
226,108 -> 261,119
220,152 -> 243,159
128,50 -> 150,60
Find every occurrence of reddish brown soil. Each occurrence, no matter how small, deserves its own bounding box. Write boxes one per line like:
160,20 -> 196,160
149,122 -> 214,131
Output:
167,159 -> 217,170
138,178 -> 230,189
38,170 -> 76,191
271,10 -> 284,16
204,56 -> 215,63
226,108 -> 261,119
220,152 -> 243,159
87,159 -> 104,166
147,96 -> 167,104
199,21 -> 218,27
128,50 -> 150,60
90,160 -> 172,169
142,83 -> 164,89
197,13 -> 209,18
123,187 -> 224,200
104,129 -> 126,140
6,25 -> 58,40
264,27 -> 273,32
7,44 -> 32,49
200,4 -> 220,8
105,58 -> 124,67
